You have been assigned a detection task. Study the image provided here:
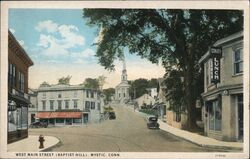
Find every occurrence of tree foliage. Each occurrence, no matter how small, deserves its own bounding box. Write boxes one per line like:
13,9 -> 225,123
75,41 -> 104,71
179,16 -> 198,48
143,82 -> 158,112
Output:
81,78 -> 100,89
58,75 -> 72,85
129,78 -> 158,99
103,88 -> 115,103
83,9 -> 243,129
39,81 -> 50,87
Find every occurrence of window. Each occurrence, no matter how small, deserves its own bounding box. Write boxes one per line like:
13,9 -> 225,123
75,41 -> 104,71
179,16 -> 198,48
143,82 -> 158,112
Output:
85,101 -> 90,110
42,101 -> 46,110
208,100 -> 222,131
74,91 -> 77,98
58,93 -> 62,98
98,103 -> 101,110
91,91 -> 94,98
206,60 -> 211,86
73,100 -> 78,109
50,100 -> 54,110
18,72 -> 24,92
57,100 -> 62,110
86,91 -> 89,98
42,92 -> 46,99
65,100 -> 69,109
91,102 -> 95,109
8,63 -> 16,88
124,93 -> 126,97
234,48 -> 243,74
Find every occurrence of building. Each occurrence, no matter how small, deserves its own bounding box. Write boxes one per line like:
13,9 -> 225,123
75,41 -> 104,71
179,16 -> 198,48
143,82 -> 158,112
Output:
115,59 -> 130,104
156,78 -> 187,128
146,88 -> 158,99
199,31 -> 243,141
34,84 -> 103,125
135,94 -> 155,109
28,89 -> 38,125
8,30 -> 34,143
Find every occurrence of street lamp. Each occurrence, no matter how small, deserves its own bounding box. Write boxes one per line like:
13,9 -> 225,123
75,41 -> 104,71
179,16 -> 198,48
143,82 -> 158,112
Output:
8,100 -> 16,111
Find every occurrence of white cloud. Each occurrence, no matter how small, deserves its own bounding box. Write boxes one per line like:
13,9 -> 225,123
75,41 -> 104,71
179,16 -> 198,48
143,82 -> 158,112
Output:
10,28 -> 15,34
35,20 -> 85,58
35,20 -> 58,33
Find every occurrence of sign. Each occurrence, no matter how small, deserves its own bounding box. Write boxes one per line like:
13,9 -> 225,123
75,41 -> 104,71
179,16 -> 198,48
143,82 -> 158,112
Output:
210,46 -> 222,84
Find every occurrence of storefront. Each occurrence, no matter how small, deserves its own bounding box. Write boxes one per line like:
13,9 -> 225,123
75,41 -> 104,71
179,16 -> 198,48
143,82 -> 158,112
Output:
8,94 -> 29,144
199,31 -> 243,142
35,111 -> 88,125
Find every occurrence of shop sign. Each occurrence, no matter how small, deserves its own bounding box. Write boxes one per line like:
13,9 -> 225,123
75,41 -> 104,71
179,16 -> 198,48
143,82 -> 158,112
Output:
210,47 -> 222,84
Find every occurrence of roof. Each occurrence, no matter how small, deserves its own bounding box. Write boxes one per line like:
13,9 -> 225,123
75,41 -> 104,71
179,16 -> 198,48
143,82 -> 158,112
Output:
199,31 -> 243,64
35,112 -> 82,119
116,81 -> 130,88
8,30 -> 34,66
38,84 -> 100,92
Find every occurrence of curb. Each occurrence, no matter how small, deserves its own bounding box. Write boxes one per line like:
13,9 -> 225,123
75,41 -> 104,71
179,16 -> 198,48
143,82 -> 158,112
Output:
132,109 -> 242,151
39,136 -> 61,152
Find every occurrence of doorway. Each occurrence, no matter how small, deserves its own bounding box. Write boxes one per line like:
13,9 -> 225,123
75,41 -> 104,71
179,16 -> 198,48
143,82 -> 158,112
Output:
237,94 -> 243,141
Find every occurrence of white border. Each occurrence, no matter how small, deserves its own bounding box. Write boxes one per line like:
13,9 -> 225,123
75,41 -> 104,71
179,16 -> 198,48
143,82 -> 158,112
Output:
1,1 -> 249,159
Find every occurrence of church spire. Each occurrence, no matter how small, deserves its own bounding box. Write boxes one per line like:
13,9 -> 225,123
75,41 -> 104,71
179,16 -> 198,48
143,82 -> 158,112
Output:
121,56 -> 127,82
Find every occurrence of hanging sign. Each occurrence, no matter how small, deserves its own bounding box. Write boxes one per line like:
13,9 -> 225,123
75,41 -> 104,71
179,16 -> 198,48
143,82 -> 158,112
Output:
210,47 -> 222,84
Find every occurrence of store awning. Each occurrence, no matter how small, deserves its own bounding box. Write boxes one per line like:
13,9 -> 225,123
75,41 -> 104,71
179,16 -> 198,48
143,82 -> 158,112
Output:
35,112 -> 51,119
50,112 -> 82,118
35,112 -> 82,119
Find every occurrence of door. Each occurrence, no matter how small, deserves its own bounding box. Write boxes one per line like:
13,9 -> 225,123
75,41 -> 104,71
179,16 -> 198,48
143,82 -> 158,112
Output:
84,114 -> 88,123
237,94 -> 243,141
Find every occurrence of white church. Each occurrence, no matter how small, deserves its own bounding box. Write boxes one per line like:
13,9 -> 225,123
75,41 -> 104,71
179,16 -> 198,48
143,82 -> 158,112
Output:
114,59 -> 130,104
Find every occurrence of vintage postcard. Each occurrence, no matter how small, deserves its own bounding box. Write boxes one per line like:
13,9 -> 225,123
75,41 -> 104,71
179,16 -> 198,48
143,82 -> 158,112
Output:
0,1 -> 249,159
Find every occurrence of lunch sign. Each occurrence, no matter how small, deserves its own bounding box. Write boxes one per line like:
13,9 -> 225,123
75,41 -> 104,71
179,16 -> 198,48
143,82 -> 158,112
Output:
209,46 -> 222,84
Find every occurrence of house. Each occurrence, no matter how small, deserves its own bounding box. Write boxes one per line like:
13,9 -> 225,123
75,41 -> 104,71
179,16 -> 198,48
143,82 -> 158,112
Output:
34,84 -> 104,125
199,31 -> 243,142
8,30 -> 34,143
135,94 -> 155,109
156,78 -> 187,128
146,88 -> 158,99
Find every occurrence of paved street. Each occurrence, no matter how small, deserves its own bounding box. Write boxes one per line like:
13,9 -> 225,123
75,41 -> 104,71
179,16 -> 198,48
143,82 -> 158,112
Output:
29,105 -> 223,152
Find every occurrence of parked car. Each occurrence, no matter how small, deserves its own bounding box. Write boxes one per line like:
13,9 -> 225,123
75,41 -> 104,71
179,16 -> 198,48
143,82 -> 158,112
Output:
29,121 -> 48,128
146,116 -> 159,129
109,112 -> 116,120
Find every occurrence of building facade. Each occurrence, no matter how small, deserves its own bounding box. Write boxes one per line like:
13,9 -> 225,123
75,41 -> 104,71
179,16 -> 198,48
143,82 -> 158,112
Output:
135,94 -> 155,109
8,31 -> 34,143
115,59 -> 130,104
199,31 -> 243,142
34,84 -> 103,125
28,89 -> 38,125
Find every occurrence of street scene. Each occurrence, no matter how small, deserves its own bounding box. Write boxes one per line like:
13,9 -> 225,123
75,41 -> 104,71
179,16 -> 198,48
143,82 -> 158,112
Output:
4,4 -> 247,159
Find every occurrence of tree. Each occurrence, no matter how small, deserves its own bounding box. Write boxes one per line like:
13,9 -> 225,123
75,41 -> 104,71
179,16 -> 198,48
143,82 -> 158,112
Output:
58,75 -> 71,85
39,81 -> 50,87
83,9 -> 243,129
97,75 -> 107,91
82,78 -> 100,89
103,88 -> 115,103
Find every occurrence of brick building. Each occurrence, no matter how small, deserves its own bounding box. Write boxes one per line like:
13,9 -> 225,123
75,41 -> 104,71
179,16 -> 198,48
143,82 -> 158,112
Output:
8,30 -> 34,143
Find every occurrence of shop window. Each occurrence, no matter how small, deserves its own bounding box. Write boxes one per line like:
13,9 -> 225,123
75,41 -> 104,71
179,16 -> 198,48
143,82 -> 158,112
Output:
57,100 -> 62,110
50,100 -> 54,110
56,118 -> 64,123
42,101 -> 46,110
208,100 -> 222,131
21,107 -> 28,130
234,48 -> 243,74
91,102 -> 95,109
85,101 -> 90,110
8,110 -> 17,132
73,118 -> 82,123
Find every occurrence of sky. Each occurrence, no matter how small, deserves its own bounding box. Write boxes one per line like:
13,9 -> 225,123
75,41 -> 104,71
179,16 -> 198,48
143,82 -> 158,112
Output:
9,9 -> 165,89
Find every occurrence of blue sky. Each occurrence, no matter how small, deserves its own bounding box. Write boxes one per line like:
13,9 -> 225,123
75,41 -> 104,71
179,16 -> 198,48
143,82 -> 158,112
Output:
9,9 -> 165,89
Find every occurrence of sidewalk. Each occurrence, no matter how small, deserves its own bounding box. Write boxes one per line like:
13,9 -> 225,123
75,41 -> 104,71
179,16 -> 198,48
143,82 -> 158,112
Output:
125,105 -> 243,151
8,135 -> 60,152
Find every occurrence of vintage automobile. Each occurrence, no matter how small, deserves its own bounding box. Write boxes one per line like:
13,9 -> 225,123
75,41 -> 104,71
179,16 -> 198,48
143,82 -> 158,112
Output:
146,116 -> 160,129
109,112 -> 116,120
29,121 -> 48,128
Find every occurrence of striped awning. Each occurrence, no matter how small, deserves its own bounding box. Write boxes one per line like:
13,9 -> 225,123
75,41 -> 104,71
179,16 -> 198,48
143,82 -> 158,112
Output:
35,112 -> 82,119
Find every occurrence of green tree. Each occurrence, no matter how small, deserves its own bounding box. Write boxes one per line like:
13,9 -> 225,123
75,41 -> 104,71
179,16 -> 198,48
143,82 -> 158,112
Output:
129,78 -> 149,99
82,78 -> 100,89
103,88 -> 115,103
39,81 -> 50,87
58,75 -> 71,85
97,75 -> 107,91
83,9 -> 243,129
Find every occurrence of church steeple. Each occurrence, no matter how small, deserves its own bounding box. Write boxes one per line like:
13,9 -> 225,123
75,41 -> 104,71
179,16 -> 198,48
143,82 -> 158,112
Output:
121,58 -> 127,82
